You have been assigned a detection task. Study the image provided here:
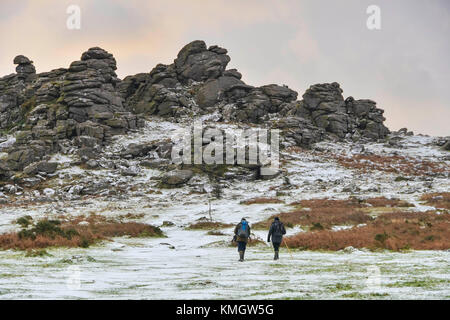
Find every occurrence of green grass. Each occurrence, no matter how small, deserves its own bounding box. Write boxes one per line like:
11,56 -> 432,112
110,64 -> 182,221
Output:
25,249 -> 53,257
267,263 -> 289,268
0,273 -> 24,278
177,280 -> 217,290
386,278 -> 448,288
341,292 -> 389,299
328,283 -> 353,292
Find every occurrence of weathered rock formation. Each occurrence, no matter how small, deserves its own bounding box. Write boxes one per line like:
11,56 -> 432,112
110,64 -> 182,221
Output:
120,40 -> 389,143
281,82 -> 389,141
0,48 -> 143,173
0,40 -> 391,181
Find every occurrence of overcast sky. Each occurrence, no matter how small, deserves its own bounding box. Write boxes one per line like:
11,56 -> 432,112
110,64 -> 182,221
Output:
1,0 -> 448,136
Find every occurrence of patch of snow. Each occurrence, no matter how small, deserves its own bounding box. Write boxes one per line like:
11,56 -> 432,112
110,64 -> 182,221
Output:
0,121 -> 448,299
0,136 -> 15,151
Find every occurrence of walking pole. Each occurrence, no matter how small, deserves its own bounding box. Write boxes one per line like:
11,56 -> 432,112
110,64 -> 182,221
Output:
208,197 -> 212,222
283,238 -> 294,260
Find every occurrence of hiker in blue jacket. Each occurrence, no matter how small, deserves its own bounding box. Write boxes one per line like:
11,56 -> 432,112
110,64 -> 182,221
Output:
233,218 -> 251,262
267,217 -> 286,260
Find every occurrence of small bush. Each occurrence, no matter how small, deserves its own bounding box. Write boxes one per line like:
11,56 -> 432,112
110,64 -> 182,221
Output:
18,229 -> 36,240
16,216 -> 33,228
80,238 -> 90,248
311,222 -> 324,231
0,214 -> 165,250
186,221 -> 233,230
374,232 -> 388,243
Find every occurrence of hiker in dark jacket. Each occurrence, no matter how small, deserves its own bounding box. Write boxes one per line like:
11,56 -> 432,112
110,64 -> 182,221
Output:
267,217 -> 286,260
233,218 -> 251,262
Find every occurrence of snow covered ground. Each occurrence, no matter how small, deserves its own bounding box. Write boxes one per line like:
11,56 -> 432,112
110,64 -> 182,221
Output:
0,120 -> 449,299
0,217 -> 448,299
0,196 -> 448,299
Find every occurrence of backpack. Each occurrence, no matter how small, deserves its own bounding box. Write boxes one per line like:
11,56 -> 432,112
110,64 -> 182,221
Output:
272,221 -> 284,236
237,221 -> 249,238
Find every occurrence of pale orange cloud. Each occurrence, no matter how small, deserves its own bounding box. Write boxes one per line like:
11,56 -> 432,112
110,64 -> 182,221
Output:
0,0 -> 282,76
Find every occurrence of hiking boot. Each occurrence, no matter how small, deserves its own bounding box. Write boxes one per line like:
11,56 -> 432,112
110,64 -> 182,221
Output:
239,251 -> 244,262
274,251 -> 279,260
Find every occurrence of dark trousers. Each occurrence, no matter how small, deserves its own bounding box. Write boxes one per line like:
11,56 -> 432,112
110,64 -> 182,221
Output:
237,241 -> 247,252
272,242 -> 281,252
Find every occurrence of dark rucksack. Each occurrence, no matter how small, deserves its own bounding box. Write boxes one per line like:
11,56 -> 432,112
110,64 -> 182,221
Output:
272,222 -> 284,236
237,221 -> 249,238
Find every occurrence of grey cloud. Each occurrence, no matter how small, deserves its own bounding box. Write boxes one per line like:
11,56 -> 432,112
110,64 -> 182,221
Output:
0,0 -> 448,135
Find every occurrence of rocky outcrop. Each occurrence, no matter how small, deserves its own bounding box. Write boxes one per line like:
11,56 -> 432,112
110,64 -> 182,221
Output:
118,63 -> 197,118
196,75 -> 250,110
344,96 -> 389,140
23,161 -> 58,175
120,40 -> 388,142
225,84 -> 298,123
128,42 -> 299,124
0,48 -> 146,175
6,143 -> 48,171
14,55 -> 36,83
174,41 -> 230,84
282,82 -> 389,141
0,56 -> 37,133
0,161 -> 12,180
273,116 -> 325,147
119,41 -> 300,123
442,139 -> 450,151
161,169 -> 193,186
119,41 -> 232,118
0,73 -> 24,131
0,40 -> 393,182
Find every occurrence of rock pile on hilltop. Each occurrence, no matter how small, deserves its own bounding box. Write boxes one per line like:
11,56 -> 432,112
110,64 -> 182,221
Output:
119,40 -> 389,145
14,55 -> 36,83
0,47 -> 142,175
0,40 -> 391,182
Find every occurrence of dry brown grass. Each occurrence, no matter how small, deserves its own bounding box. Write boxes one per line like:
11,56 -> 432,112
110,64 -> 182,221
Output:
290,198 -> 365,209
292,197 -> 413,208
186,221 -> 233,230
253,208 -> 372,230
240,197 -> 284,205
334,154 -> 448,176
0,214 -> 164,250
285,211 -> 450,251
420,192 -> 450,210
253,197 -> 415,230
254,198 -> 372,230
